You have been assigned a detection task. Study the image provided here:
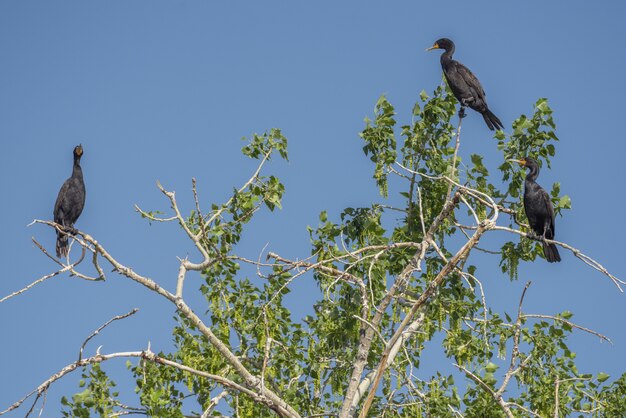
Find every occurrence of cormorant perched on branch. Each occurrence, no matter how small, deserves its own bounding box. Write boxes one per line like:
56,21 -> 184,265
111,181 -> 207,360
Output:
427,38 -> 504,131
514,157 -> 561,263
54,145 -> 86,258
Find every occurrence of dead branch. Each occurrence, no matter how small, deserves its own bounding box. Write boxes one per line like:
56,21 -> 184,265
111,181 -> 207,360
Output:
0,239 -> 88,304
492,225 -> 624,292
523,314 -> 611,343
78,308 -> 139,361
0,349 -> 282,416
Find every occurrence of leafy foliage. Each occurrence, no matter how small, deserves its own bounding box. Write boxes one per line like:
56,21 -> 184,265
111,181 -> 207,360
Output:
59,90 -> 623,418
61,364 -> 120,417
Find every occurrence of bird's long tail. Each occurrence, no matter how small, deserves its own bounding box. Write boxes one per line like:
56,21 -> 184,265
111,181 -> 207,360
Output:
56,229 -> 69,258
482,108 -> 504,131
543,242 -> 561,263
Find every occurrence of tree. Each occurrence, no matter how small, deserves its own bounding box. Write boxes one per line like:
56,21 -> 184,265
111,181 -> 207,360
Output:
2,87 -> 624,418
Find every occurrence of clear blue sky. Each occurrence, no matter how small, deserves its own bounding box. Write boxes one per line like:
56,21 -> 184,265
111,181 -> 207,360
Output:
1,1 -> 625,415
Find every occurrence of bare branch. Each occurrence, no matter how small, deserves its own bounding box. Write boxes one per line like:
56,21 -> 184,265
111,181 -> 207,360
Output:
1,269 -> 64,304
134,205 -> 177,222
460,194 -> 480,225
358,217 -> 493,418
201,390 -> 229,418
30,220 -> 301,418
0,238 -> 88,304
350,311 -> 426,413
266,252 -> 365,288
192,177 -> 202,215
553,378 -> 560,418
341,193 -> 462,418
263,252 -> 369,324
492,225 -> 624,292
497,282 -> 531,397
32,228 -> 103,281
0,350 -> 286,417
156,181 -> 213,266
78,309 -> 139,361
261,308 -> 271,391
523,314 -> 611,343
205,150 -> 272,227
446,112 -> 463,199
395,163 -> 500,224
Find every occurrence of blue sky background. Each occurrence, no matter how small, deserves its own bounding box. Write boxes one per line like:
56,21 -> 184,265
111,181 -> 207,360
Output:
1,1 -> 625,416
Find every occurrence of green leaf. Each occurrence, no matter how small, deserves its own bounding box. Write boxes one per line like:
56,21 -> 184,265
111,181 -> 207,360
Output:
559,195 -> 572,209
485,362 -> 499,373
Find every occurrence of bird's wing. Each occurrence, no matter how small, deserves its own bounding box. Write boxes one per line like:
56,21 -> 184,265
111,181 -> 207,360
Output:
54,180 -> 71,222
539,188 -> 556,237
454,61 -> 486,99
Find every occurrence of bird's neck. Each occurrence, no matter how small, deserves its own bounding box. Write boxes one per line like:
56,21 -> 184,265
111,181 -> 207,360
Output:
72,159 -> 83,178
525,167 -> 539,183
440,46 -> 455,65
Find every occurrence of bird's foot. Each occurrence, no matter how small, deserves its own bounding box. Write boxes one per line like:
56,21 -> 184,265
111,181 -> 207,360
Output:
458,107 -> 466,119
527,232 -> 547,242
526,231 -> 538,240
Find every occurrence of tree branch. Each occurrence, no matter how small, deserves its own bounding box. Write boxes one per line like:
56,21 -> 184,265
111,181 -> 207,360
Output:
454,363 -> 514,418
357,217 -> 493,417
497,282 -> 531,397
29,220 -> 301,418
0,239 -> 88,304
78,309 -> 139,361
492,225 -> 624,292
0,350 -> 284,416
523,314 -> 611,343
340,192 -> 462,418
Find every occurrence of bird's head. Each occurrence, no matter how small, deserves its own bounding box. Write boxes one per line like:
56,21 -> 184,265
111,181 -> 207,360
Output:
509,157 -> 538,169
74,144 -> 83,158
426,38 -> 454,52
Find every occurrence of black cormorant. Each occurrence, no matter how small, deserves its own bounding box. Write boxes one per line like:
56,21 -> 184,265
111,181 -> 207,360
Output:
54,145 -> 86,258
514,157 -> 561,263
427,38 -> 504,131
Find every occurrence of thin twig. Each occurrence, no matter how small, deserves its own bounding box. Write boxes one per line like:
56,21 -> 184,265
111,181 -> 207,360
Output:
523,314 -> 611,343
201,390 -> 229,418
0,239 -> 88,304
446,112 -> 463,199
492,225 -> 624,292
133,205 -> 177,222
497,282 -> 531,397
0,350 -> 281,416
78,309 -> 139,361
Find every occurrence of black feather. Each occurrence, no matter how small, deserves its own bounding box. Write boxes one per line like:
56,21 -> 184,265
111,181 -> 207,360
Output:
428,38 -> 504,131
483,109 -> 504,131
519,158 -> 561,263
54,145 -> 86,258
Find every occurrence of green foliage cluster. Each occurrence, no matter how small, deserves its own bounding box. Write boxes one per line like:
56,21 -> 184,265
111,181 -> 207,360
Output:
61,364 -> 119,417
61,89 -> 623,418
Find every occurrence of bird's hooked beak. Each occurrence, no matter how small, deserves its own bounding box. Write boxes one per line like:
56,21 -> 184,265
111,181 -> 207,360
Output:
426,42 -> 440,52
507,158 -> 526,166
